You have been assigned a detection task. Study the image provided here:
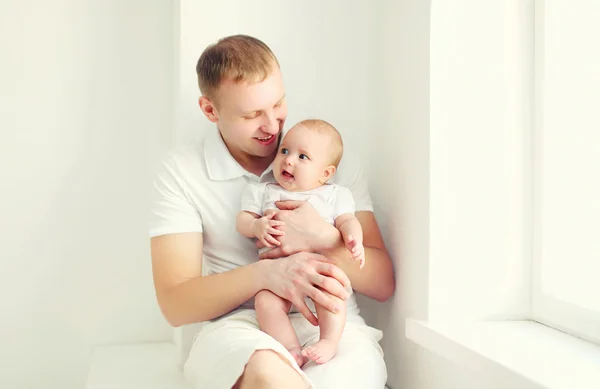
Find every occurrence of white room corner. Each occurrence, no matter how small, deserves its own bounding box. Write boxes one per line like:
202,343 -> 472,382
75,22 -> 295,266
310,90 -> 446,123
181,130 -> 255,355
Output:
4,0 -> 598,388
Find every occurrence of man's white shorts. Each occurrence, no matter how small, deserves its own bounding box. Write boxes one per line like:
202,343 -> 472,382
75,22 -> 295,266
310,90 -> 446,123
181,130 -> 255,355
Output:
183,309 -> 387,389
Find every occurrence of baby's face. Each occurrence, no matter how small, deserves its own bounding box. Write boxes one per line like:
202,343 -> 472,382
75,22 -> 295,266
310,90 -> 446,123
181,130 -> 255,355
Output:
273,125 -> 334,192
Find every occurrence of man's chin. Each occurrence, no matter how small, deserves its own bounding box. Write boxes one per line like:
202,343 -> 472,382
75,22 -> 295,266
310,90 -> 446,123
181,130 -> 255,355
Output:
252,145 -> 278,159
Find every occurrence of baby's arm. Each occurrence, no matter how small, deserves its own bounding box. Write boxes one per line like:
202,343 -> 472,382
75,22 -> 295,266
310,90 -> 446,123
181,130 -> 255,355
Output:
236,210 -> 285,248
334,213 -> 365,269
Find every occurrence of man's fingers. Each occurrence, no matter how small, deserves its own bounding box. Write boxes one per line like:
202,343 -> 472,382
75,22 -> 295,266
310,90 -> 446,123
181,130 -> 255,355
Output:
259,246 -> 283,259
293,298 -> 318,326
308,286 -> 341,314
274,200 -> 306,210
314,260 -> 351,291
312,274 -> 349,300
266,235 -> 281,246
312,272 -> 348,301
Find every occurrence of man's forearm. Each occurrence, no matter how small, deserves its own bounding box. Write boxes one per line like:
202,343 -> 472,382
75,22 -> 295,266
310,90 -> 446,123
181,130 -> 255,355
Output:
158,261 -> 267,327
321,232 -> 395,302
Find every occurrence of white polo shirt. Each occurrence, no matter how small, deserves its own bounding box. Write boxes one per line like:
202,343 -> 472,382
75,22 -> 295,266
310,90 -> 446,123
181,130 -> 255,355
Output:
148,129 -> 374,315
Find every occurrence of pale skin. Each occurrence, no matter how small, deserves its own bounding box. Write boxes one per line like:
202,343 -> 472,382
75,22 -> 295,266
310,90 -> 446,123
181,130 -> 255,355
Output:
151,66 -> 395,389
236,125 -> 366,366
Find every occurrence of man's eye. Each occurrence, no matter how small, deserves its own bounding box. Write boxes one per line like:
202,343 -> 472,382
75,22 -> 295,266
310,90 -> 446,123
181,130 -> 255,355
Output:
299,154 -> 309,160
245,112 -> 261,119
280,148 -> 288,155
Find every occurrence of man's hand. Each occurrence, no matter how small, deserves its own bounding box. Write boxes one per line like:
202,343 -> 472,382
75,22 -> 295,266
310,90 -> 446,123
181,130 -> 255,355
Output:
261,251 -> 351,325
258,200 -> 339,259
252,213 -> 285,248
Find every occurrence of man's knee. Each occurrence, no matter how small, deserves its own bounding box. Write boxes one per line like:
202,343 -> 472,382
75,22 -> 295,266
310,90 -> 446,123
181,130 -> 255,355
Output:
236,350 -> 306,389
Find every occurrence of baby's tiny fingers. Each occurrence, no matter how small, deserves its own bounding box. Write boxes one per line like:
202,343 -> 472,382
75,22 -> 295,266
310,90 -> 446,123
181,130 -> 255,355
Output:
270,220 -> 285,227
261,237 -> 274,248
268,228 -> 285,236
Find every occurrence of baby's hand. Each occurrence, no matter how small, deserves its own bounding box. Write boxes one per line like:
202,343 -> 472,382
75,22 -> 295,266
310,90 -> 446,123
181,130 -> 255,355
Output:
252,213 -> 285,248
346,234 -> 365,269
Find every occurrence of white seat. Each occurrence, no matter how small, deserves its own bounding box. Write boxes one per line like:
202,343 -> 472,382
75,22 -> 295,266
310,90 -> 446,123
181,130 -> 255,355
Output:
85,342 -> 191,389
85,337 -> 391,389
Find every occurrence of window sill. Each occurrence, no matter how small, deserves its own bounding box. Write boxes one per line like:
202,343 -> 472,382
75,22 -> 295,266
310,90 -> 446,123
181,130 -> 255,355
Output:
406,319 -> 600,389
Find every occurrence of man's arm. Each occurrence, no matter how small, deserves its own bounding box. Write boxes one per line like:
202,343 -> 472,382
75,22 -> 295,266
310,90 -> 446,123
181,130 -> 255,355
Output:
151,231 -> 352,327
151,232 -> 265,326
260,203 -> 395,302
334,213 -> 365,268
323,211 -> 395,302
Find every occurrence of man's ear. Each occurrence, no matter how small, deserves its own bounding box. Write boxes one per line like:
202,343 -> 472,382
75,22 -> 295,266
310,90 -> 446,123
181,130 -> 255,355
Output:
199,96 -> 219,123
320,165 -> 337,184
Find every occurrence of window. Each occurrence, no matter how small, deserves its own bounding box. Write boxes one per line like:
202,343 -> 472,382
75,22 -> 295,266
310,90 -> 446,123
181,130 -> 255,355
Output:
532,0 -> 600,344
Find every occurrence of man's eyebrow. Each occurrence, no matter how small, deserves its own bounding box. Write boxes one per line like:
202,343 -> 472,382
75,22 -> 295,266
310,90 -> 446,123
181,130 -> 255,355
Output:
241,95 -> 286,115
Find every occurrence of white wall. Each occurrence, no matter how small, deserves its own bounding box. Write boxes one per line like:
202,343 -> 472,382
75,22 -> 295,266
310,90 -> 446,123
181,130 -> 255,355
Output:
1,1 -> 545,388
363,1 -> 536,389
359,0 -> 433,385
176,0 -> 378,164
0,1 -> 173,388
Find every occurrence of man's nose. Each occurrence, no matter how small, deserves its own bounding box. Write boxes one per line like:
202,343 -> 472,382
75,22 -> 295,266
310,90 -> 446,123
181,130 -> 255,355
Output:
260,113 -> 279,135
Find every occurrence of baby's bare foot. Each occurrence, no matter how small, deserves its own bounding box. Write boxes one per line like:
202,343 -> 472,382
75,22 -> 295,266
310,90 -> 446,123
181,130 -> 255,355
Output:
288,347 -> 307,367
301,339 -> 337,364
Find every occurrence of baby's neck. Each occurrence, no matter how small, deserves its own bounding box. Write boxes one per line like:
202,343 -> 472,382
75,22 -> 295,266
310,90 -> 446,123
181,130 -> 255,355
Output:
275,181 -> 327,192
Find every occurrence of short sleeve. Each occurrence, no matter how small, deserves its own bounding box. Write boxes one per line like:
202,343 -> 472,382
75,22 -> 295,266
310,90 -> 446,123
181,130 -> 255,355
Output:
333,186 -> 356,219
148,154 -> 203,238
332,151 -> 374,212
240,182 -> 266,216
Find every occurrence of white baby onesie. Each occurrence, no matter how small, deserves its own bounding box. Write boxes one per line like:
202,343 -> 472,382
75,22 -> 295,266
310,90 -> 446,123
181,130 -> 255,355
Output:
240,182 -> 355,224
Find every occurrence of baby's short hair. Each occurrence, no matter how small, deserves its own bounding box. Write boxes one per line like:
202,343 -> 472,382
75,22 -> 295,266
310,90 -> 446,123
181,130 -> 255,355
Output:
196,35 -> 279,102
298,119 -> 344,168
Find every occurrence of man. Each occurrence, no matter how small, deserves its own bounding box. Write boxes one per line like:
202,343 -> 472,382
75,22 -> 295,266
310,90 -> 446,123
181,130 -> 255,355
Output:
149,34 -> 395,389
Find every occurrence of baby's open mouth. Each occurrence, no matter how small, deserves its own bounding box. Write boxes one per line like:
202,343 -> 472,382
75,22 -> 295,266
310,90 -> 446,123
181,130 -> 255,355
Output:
282,170 -> 294,179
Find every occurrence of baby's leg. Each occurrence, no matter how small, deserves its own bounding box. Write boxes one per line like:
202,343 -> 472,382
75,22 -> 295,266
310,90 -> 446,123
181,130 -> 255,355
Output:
302,290 -> 346,364
255,290 -> 307,367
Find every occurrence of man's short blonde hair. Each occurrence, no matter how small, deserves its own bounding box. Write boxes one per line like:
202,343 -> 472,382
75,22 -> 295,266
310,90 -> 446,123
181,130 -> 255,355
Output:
196,35 -> 279,101
298,119 -> 344,168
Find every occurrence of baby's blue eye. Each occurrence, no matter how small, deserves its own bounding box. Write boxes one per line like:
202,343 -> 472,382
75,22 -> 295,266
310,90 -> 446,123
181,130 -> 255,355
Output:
299,154 -> 309,160
280,148 -> 288,155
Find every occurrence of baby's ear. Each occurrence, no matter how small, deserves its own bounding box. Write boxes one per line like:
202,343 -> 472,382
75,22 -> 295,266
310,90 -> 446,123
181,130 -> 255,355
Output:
320,165 -> 337,183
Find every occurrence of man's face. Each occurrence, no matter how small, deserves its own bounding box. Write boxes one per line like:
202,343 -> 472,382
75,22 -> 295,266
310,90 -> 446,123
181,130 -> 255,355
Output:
201,66 -> 288,163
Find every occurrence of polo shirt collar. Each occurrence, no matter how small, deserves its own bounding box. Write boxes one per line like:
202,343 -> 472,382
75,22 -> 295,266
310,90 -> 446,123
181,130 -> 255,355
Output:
204,129 -> 275,182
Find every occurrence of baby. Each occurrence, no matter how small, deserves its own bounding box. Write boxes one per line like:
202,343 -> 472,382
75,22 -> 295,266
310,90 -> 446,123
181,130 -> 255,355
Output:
236,119 -> 365,367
